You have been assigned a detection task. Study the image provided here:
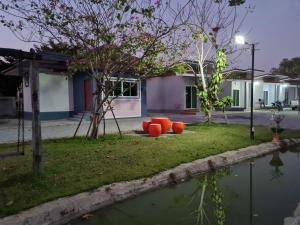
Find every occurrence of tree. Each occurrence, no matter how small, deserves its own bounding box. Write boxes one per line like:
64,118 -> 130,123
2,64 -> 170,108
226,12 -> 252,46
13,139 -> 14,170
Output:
33,40 -> 78,56
180,0 -> 247,122
271,57 -> 300,78
0,55 -> 16,72
0,0 -> 191,138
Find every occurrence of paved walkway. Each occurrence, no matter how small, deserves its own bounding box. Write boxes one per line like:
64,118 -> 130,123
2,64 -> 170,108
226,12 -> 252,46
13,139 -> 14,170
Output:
0,110 -> 299,144
0,117 -> 150,144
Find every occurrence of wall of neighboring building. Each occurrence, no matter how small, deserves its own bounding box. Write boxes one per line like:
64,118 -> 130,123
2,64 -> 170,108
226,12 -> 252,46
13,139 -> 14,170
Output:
278,84 -> 287,103
39,73 -> 73,119
220,80 -> 232,99
24,73 -> 74,120
105,98 -> 141,118
146,76 -> 185,113
253,80 -> 264,107
23,76 -> 32,113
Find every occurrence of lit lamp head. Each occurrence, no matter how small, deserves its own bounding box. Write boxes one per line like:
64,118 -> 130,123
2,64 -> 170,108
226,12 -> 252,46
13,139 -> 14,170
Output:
235,35 -> 246,45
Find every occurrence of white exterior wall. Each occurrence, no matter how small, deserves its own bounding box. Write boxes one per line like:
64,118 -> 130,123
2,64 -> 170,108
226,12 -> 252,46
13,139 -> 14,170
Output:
68,78 -> 74,112
23,76 -> 32,113
39,73 -> 71,112
253,80 -> 264,107
278,84 -> 287,102
146,76 -> 185,112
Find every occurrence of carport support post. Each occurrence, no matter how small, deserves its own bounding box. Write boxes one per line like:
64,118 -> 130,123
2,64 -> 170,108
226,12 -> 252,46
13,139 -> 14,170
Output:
30,60 -> 42,175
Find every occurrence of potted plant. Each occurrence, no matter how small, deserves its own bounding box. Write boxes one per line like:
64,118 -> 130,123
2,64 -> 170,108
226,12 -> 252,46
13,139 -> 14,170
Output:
270,111 -> 285,143
269,152 -> 284,180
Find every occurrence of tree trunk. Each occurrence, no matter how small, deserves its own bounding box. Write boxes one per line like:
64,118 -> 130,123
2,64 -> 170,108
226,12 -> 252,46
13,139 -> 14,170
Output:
90,81 -> 103,139
205,110 -> 212,124
30,60 -> 42,175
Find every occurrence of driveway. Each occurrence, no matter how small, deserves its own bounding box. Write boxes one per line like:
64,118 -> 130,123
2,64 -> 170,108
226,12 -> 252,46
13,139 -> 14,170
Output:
149,109 -> 300,130
0,117 -> 149,144
0,110 -> 299,144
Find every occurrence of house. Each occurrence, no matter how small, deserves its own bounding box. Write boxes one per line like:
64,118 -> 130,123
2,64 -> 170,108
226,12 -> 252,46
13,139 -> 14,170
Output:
1,51 -> 146,120
146,60 -> 213,114
146,73 -> 199,114
222,70 -> 300,110
73,72 -> 147,119
146,68 -> 300,113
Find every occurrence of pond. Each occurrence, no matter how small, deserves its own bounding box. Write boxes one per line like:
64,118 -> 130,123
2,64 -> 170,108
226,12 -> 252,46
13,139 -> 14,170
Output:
68,145 -> 300,225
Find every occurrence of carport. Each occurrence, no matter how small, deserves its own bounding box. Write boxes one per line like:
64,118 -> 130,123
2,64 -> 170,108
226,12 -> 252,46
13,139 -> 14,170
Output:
0,48 -> 42,175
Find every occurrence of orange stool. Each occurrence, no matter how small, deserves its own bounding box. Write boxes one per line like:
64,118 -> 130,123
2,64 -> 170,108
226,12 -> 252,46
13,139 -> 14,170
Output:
151,117 -> 170,134
167,119 -> 172,131
148,123 -> 162,137
142,121 -> 151,133
172,122 -> 184,134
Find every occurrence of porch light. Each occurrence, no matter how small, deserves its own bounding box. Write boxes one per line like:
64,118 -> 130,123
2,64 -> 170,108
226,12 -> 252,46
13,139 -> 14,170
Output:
235,35 -> 246,45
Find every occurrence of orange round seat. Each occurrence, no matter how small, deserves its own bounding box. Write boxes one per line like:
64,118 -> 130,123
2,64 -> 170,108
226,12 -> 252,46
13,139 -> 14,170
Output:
151,117 -> 170,134
172,122 -> 184,134
148,123 -> 161,137
167,119 -> 172,131
142,121 -> 151,133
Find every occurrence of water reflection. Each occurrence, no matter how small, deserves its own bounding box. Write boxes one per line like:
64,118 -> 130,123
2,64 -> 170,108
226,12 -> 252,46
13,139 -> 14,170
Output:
69,146 -> 300,225
269,152 -> 284,180
191,169 -> 230,225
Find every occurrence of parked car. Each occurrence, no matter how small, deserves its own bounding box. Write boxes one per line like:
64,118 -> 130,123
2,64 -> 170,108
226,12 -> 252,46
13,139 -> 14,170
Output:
291,100 -> 300,110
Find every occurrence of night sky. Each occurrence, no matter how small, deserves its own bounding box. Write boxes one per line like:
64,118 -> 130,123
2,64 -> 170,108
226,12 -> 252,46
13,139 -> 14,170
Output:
0,0 -> 299,72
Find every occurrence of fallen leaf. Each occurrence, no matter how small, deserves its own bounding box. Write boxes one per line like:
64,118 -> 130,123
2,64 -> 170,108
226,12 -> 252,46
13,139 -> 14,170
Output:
6,200 -> 14,206
81,213 -> 93,220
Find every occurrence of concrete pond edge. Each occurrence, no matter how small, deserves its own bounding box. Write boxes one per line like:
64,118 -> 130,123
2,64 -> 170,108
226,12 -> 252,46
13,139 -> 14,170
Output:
1,139 -> 300,225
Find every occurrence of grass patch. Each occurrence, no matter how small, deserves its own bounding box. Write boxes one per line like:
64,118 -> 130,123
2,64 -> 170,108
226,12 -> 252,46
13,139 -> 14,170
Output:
0,123 -> 299,217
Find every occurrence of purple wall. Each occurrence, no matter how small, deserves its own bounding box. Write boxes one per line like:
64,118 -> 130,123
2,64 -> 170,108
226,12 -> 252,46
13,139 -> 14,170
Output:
146,76 -> 186,113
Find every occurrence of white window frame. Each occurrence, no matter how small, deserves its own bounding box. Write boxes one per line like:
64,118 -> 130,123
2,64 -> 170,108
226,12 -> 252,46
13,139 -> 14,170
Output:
105,78 -> 140,99
232,89 -> 240,107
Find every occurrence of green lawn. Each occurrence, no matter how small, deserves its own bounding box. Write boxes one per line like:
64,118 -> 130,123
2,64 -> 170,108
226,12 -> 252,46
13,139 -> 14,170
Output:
0,123 -> 299,217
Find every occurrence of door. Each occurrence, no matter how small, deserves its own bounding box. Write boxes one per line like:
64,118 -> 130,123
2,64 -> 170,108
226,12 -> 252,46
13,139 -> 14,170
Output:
84,79 -> 92,112
263,90 -> 269,106
232,89 -> 240,106
186,86 -> 197,109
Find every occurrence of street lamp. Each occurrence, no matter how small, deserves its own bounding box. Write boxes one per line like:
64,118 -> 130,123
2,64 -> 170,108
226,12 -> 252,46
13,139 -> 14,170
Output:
235,35 -> 256,140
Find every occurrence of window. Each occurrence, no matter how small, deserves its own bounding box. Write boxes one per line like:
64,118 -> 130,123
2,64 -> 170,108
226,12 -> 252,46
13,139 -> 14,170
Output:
186,86 -> 197,109
114,81 -> 122,96
232,89 -> 239,106
263,91 -> 269,105
105,80 -> 139,97
284,89 -> 289,105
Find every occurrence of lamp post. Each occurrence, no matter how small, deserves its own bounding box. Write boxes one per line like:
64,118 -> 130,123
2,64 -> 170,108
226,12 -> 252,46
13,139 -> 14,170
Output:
235,35 -> 256,140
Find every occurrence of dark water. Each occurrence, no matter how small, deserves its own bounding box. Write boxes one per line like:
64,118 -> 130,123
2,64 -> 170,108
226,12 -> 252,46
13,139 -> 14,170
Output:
69,145 -> 300,225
